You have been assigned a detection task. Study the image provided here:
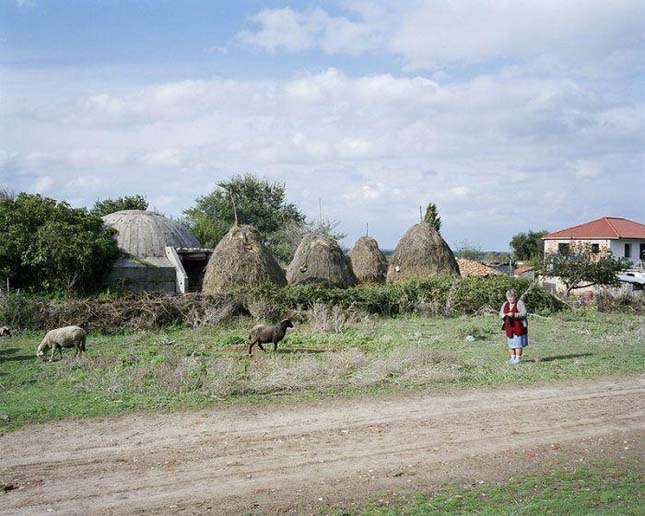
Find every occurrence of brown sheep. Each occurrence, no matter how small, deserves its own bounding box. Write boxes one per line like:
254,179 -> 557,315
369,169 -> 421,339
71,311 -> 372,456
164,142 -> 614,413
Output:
248,319 -> 293,355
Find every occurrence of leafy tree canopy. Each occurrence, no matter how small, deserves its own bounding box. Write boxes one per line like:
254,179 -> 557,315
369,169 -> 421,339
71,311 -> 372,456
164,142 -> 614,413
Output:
92,195 -> 149,217
0,193 -> 120,293
423,203 -> 442,233
545,242 -> 629,294
183,174 -> 308,263
510,230 -> 549,261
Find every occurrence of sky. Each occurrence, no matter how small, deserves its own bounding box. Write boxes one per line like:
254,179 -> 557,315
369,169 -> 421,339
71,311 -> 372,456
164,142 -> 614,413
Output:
1,0 -> 644,251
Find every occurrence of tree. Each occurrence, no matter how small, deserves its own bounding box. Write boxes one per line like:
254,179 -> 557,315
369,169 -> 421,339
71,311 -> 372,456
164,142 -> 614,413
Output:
510,230 -> 548,261
0,193 -> 120,292
423,203 -> 442,232
544,242 -> 629,295
183,174 -> 307,263
455,241 -> 484,261
92,195 -> 149,217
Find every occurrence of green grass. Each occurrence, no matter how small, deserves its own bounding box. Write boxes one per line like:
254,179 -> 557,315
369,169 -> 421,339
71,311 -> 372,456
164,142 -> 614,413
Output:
1,310 -> 643,431
329,461 -> 644,515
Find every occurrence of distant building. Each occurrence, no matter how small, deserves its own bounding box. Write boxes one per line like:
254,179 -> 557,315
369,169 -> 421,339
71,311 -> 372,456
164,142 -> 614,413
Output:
541,216 -> 645,295
103,210 -> 212,294
513,263 -> 535,280
456,258 -> 503,278
543,217 -> 645,267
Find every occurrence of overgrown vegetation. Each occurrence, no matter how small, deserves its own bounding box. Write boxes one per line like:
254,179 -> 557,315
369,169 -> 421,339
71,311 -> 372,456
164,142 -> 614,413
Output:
545,242 -> 630,294
1,310 -> 642,430
329,461 -> 644,515
91,194 -> 149,217
0,276 -> 562,332
510,229 -> 548,262
0,193 -> 120,293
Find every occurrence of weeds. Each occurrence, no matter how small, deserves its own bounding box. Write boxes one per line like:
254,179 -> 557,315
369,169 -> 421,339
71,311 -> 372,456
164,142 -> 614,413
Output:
1,310 -> 643,430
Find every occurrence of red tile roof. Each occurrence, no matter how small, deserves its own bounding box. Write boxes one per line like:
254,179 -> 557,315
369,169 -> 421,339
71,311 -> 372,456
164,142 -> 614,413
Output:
543,217 -> 645,240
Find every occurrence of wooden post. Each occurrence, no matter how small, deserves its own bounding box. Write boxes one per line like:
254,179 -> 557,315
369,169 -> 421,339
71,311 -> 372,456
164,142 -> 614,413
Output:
419,205 -> 423,222
366,222 -> 369,237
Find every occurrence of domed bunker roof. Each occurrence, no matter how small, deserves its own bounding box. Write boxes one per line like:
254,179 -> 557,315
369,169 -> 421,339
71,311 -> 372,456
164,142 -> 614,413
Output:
103,210 -> 200,258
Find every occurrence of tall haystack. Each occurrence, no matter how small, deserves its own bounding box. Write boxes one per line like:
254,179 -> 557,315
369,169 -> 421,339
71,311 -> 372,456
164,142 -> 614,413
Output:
287,234 -> 357,288
386,223 -> 460,283
202,224 -> 286,293
349,236 -> 388,284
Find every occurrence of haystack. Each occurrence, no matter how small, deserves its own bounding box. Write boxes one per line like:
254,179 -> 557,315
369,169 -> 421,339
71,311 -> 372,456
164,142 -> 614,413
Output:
202,224 -> 286,293
349,236 -> 388,284
287,234 -> 357,288
386,223 -> 460,283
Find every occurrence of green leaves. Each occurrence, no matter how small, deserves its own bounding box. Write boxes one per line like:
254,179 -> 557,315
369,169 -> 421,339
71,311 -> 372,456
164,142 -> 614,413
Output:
0,193 -> 120,293
545,242 -> 630,294
183,173 -> 307,263
510,230 -> 549,261
423,203 -> 442,233
91,195 -> 149,217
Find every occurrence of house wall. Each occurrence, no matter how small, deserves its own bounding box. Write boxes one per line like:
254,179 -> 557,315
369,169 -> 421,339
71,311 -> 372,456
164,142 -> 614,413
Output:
544,238 -> 611,255
609,239 -> 645,266
544,238 -> 645,266
104,257 -> 177,294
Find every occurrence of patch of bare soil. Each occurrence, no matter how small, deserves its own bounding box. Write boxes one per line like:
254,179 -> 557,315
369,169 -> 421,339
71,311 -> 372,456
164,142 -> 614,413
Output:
1,376 -> 643,515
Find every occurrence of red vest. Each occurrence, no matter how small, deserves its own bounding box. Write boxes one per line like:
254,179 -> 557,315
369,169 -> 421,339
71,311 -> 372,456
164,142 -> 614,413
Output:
503,302 -> 527,337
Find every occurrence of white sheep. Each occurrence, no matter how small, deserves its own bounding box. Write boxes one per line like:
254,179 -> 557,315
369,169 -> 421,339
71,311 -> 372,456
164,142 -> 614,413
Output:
36,326 -> 87,362
0,326 -> 11,337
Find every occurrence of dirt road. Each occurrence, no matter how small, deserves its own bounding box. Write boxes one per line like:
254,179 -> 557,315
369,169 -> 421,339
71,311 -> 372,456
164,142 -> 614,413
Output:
2,376 -> 643,515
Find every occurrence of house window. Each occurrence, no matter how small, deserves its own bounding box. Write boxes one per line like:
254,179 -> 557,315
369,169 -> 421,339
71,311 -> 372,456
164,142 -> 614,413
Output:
624,243 -> 631,258
591,243 -> 600,254
558,243 -> 570,255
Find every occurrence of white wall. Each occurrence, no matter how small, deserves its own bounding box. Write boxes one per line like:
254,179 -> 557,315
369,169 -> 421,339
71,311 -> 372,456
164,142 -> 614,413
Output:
609,239 -> 645,266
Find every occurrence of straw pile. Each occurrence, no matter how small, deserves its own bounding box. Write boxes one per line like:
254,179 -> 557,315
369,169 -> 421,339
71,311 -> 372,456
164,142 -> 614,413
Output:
386,223 -> 460,283
287,234 -> 357,288
348,236 -> 388,284
202,224 -> 286,293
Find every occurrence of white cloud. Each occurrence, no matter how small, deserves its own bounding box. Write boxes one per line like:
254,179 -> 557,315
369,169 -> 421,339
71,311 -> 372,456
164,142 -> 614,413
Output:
238,7 -> 380,54
3,65 -> 644,248
238,1 -> 645,70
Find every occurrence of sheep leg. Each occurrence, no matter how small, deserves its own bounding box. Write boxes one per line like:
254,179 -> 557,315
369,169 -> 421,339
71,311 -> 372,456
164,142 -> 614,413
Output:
248,341 -> 255,356
273,340 -> 278,352
258,343 -> 266,352
49,346 -> 56,362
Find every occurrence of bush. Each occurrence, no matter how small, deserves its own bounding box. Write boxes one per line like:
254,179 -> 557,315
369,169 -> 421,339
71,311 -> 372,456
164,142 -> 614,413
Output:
0,193 -> 120,293
0,276 -> 563,332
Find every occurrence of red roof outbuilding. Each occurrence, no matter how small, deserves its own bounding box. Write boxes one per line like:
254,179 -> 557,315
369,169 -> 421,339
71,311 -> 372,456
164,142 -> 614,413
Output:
543,217 -> 645,240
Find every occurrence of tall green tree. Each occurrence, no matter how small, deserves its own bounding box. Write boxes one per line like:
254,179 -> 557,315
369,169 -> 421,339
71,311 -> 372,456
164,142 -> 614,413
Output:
0,194 -> 120,292
183,174 -> 307,263
423,203 -> 442,232
545,242 -> 629,294
92,195 -> 149,217
510,230 -> 549,261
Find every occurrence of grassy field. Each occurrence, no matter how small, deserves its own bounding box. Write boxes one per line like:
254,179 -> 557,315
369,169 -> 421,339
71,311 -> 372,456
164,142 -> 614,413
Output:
1,309 -> 643,430
327,461 -> 644,516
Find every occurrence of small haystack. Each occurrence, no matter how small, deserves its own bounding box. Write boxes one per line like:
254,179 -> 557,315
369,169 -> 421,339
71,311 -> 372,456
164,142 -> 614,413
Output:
202,224 -> 286,293
386,223 -> 460,283
349,236 -> 388,284
287,234 -> 357,288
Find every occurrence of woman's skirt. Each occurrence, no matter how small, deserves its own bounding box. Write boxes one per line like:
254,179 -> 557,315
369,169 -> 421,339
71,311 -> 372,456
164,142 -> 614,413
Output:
507,334 -> 528,349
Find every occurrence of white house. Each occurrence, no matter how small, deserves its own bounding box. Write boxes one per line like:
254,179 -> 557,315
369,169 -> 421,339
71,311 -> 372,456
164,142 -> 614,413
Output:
543,216 -> 645,267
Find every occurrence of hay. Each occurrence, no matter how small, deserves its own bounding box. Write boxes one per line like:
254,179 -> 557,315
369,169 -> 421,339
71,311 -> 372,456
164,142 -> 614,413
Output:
202,224 -> 286,293
386,223 -> 460,283
349,236 -> 388,284
287,234 -> 357,288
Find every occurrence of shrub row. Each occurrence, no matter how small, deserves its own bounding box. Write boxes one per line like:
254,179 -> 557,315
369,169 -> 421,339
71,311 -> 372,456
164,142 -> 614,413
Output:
0,276 -> 562,333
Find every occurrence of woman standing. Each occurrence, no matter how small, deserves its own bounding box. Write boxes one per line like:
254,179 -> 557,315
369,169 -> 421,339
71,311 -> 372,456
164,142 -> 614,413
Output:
499,289 -> 528,365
